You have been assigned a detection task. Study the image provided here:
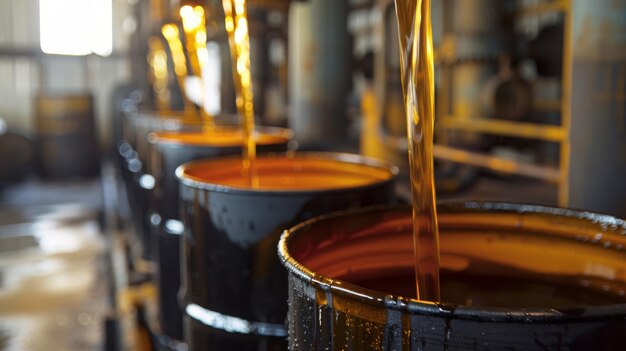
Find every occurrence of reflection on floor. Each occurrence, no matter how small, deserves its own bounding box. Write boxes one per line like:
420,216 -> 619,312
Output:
0,179 -> 107,351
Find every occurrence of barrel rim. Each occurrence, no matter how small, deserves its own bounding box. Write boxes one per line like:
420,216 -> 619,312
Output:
278,202 -> 626,323
175,152 -> 399,195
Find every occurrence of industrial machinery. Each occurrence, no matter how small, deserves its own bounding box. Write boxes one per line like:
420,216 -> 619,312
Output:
355,0 -> 625,214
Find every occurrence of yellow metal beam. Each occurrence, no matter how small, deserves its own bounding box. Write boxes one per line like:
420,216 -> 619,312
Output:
440,116 -> 568,142
433,145 -> 561,183
558,0 -> 573,207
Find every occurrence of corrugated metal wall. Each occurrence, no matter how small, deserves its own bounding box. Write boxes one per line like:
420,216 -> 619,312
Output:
0,0 -> 135,146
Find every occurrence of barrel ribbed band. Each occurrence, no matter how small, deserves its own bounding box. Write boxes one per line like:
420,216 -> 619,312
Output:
153,333 -> 188,351
185,304 -> 287,337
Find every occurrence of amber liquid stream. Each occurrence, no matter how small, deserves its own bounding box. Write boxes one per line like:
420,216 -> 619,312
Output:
222,0 -> 258,187
394,0 -> 440,301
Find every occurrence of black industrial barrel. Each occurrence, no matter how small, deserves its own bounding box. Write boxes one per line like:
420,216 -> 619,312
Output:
0,128 -> 33,188
279,203 -> 626,350
176,153 -> 398,350
120,110 -> 196,262
149,126 -> 293,348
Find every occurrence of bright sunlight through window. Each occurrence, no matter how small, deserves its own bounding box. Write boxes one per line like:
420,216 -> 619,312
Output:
39,0 -> 112,56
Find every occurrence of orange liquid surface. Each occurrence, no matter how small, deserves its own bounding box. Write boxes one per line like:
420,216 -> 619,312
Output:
155,130 -> 289,147
294,212 -> 626,308
340,267 -> 626,308
182,156 -> 393,191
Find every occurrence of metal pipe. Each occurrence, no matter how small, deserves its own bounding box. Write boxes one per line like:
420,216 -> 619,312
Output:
288,0 -> 351,146
433,144 -> 561,182
568,0 -> 626,217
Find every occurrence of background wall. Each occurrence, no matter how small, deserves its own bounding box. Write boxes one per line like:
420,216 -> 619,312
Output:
0,0 -> 137,147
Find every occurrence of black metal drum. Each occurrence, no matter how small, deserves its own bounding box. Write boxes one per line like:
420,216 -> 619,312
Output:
149,126 -> 293,346
279,203 -> 626,350
177,153 -> 398,350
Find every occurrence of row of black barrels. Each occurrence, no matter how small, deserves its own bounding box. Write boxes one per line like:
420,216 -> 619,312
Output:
115,104 -> 407,350
116,106 -> 193,348
115,109 -> 296,350
115,106 -> 626,351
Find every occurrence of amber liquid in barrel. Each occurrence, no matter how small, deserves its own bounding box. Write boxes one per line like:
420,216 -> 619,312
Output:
183,157 -> 393,191
155,130 -> 289,147
339,266 -> 626,308
394,0 -> 440,301
222,0 -> 258,187
297,214 -> 626,308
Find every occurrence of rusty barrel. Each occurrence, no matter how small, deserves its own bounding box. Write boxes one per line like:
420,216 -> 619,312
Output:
34,94 -> 99,179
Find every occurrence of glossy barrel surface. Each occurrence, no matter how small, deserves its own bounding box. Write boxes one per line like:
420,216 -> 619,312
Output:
279,203 -> 626,350
150,127 -> 292,342
177,153 -> 398,350
119,111 -> 191,261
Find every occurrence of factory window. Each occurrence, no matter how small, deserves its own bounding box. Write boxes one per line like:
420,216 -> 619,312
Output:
39,0 -> 112,56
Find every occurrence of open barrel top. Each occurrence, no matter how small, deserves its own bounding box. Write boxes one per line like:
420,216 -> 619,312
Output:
279,202 -> 626,323
176,152 -> 398,193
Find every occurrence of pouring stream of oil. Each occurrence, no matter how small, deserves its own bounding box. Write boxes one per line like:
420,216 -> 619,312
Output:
162,23 -> 194,112
393,0 -> 440,301
180,5 -> 215,128
222,0 -> 259,187
219,0 -> 439,298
